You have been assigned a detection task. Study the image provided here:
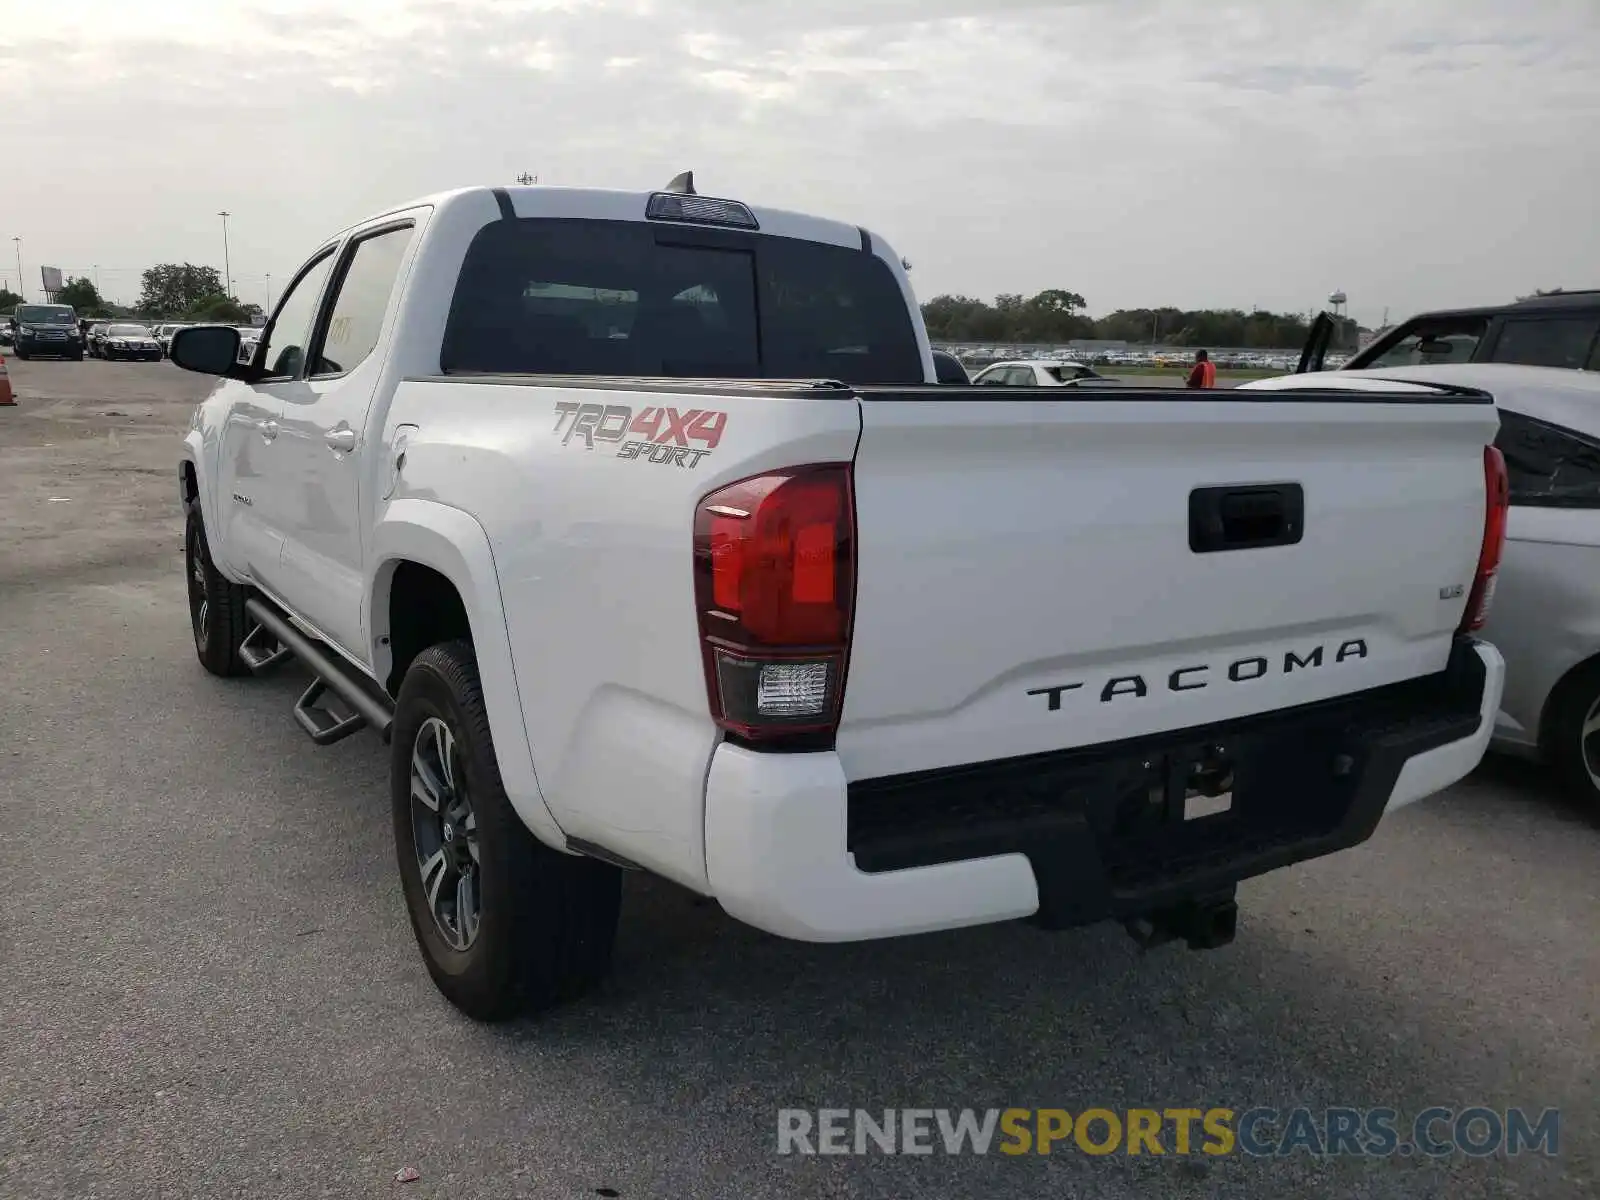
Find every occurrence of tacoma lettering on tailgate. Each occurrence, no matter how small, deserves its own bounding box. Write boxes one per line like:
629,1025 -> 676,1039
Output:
1028,639 -> 1369,710
552,401 -> 727,469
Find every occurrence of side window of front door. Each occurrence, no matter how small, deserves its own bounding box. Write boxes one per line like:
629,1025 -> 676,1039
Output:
257,250 -> 338,380
310,224 -> 417,378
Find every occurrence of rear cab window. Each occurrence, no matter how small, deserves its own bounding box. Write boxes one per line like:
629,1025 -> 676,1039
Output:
441,218 -> 922,384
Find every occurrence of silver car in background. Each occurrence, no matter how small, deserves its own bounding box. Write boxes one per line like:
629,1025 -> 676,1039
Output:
1241,363 -> 1600,812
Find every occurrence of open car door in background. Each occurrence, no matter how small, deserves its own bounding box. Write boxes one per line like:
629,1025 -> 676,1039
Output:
1297,311 -> 1335,374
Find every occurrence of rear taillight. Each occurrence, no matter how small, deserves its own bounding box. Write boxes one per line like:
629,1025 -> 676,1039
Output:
1458,445 -> 1509,633
693,464 -> 855,746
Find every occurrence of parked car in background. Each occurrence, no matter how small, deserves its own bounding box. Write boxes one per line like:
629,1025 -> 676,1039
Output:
972,359 -> 1117,387
1245,362 -> 1600,812
234,326 -> 261,366
154,324 -> 191,356
1300,290 -> 1600,376
100,323 -> 162,361
0,324 -> 13,347
9,304 -> 85,360
86,321 -> 115,358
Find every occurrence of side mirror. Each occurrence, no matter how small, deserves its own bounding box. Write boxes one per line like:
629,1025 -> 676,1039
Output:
170,325 -> 242,376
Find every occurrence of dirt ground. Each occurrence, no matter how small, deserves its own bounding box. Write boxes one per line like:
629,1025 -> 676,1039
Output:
0,355 -> 212,588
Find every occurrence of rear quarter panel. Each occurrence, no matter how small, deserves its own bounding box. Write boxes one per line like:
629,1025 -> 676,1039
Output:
1482,508 -> 1600,748
381,378 -> 861,890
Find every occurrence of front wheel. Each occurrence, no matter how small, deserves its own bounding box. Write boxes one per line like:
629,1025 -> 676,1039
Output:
184,507 -> 250,676
1545,660 -> 1600,815
391,641 -> 622,1022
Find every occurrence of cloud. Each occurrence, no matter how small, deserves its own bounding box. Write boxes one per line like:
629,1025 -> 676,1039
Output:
3,0 -> 1596,321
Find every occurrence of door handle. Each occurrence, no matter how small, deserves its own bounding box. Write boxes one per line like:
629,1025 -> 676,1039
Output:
257,419 -> 279,441
1189,483 -> 1304,553
324,427 -> 358,453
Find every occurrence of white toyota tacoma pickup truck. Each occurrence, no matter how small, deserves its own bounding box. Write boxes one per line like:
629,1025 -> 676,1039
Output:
173,177 -> 1509,1022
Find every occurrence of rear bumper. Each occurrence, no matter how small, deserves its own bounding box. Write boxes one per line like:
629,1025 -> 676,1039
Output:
704,638 -> 1503,942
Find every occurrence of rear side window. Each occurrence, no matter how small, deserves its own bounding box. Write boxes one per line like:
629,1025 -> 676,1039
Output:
1495,409 -> 1600,507
441,218 -> 921,383
1488,316 -> 1600,371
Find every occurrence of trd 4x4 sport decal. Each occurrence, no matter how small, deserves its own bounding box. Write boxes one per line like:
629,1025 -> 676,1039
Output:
552,401 -> 727,468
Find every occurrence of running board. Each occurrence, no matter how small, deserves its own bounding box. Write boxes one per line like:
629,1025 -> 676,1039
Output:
238,622 -> 292,674
243,598 -> 395,746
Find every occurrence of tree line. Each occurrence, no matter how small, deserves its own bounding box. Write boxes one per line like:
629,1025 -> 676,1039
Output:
36,264 -> 262,324
921,290 -> 1359,349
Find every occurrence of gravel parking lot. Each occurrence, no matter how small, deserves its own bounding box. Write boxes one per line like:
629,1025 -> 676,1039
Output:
2,358 -> 1596,1200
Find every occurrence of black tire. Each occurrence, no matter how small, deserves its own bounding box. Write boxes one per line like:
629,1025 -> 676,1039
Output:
391,641 -> 621,1022
184,506 -> 251,677
71,352 -> 84,362
14,349 -> 27,361
1543,658 -> 1600,813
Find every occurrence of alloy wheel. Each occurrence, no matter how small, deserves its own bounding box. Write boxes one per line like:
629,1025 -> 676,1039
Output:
1582,693 -> 1600,794
410,716 -> 481,951
186,525 -> 210,649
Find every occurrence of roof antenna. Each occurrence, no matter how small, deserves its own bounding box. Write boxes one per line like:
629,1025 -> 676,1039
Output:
664,170 -> 696,195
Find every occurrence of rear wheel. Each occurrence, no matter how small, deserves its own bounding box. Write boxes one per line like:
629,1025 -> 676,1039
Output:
1543,659 -> 1600,814
184,507 -> 251,677
392,641 -> 622,1022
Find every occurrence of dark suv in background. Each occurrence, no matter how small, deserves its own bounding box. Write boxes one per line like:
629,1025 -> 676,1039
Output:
1299,289 -> 1600,375
8,304 -> 85,360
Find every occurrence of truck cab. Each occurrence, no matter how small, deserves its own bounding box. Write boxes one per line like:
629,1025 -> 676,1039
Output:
1299,290 -> 1600,376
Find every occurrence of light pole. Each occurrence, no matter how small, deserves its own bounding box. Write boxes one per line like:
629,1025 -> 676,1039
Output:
218,211 -> 233,299
12,237 -> 23,302
265,273 -> 273,313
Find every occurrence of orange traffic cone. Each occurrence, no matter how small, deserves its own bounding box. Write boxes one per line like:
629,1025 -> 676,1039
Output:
0,352 -> 14,406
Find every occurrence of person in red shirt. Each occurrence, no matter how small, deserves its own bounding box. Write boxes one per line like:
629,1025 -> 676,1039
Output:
1186,349 -> 1217,389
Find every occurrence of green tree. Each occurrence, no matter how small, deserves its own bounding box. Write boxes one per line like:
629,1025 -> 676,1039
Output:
0,286 -> 21,312
187,293 -> 251,323
139,264 -> 226,318
922,294 -> 1324,350
55,276 -> 107,314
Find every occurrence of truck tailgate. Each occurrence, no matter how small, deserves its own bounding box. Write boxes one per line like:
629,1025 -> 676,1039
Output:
838,389 -> 1500,781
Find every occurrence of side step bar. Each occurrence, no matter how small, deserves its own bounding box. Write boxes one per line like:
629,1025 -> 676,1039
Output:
243,598 -> 395,746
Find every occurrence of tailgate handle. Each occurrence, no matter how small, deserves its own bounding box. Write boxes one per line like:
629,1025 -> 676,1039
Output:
1189,483 -> 1304,553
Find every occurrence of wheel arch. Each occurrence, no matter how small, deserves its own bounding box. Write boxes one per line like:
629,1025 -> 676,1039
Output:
1537,649 -> 1600,757
178,430 -> 226,565
369,500 -> 566,847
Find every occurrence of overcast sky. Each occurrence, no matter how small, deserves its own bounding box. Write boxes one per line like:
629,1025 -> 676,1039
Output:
3,0 -> 1596,325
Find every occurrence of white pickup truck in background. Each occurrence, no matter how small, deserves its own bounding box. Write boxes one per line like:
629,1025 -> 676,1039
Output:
173,177 -> 1508,1022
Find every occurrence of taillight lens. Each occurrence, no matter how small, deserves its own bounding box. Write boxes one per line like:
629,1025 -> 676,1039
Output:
1459,445 -> 1509,633
693,464 -> 855,745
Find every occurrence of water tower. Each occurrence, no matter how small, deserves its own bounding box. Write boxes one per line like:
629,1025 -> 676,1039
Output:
1328,291 -> 1348,351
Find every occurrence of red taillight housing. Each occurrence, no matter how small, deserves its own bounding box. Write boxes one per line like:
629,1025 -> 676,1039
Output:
693,464 -> 856,746
1458,444 -> 1509,633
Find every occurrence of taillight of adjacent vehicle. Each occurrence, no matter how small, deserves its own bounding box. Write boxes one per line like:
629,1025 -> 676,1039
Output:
693,464 -> 856,747
1458,445 -> 1509,633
